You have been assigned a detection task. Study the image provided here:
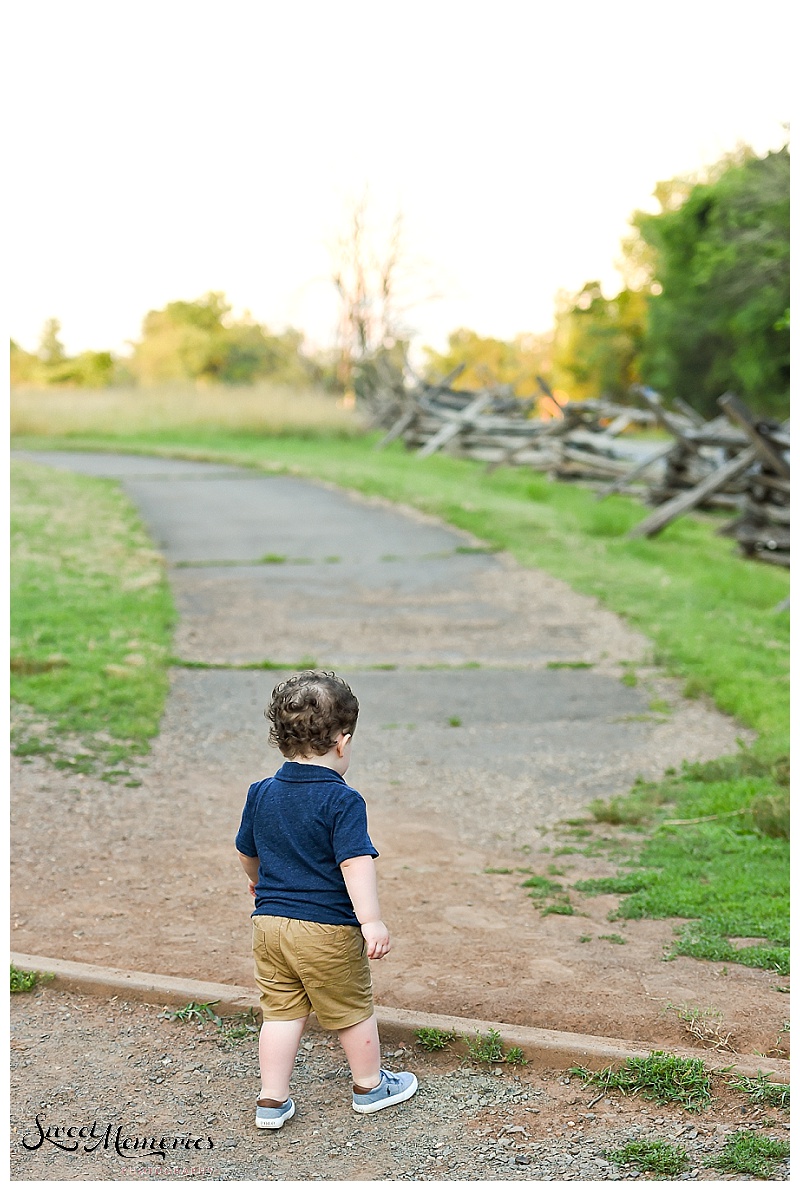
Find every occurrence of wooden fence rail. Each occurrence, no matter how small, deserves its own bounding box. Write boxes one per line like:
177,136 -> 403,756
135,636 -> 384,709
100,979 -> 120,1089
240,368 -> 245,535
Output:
367,373 -> 789,568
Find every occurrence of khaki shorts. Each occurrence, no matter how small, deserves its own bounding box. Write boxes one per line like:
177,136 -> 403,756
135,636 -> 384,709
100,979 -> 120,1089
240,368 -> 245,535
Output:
252,915 -> 374,1031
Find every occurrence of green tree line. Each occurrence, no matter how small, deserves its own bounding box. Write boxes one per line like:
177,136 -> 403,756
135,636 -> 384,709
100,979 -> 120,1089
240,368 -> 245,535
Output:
11,142 -> 788,418
425,143 -> 788,418
10,295 -> 339,391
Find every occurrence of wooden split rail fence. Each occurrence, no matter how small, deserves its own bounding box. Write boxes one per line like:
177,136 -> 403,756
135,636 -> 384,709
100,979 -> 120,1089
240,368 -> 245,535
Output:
368,373 -> 790,568
372,372 -> 669,484
620,389 -> 789,566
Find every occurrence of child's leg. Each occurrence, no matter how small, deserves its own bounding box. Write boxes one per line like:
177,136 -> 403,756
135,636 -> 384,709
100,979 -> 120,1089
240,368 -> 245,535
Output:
259,1016 -> 308,1102
337,1012 -> 382,1090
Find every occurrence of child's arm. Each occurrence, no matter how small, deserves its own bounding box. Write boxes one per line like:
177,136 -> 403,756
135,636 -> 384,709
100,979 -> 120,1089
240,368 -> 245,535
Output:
237,850 -> 259,898
340,855 -> 391,960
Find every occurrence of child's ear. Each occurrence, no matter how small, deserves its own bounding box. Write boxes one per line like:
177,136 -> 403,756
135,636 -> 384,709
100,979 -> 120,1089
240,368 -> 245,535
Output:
336,732 -> 352,756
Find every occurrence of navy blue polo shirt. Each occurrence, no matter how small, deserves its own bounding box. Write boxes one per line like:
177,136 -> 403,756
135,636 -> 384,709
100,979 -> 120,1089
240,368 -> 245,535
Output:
235,761 -> 378,926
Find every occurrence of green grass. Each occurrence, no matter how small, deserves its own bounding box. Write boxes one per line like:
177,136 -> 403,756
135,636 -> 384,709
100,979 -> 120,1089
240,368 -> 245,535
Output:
170,657 -> 318,671
521,875 -> 563,895
11,460 -> 175,778
607,1139 -> 688,1177
572,1051 -> 713,1111
581,753 -> 789,971
520,873 -> 575,916
546,660 -> 594,669
727,1073 -> 789,1110
10,426 -> 788,963
708,1131 -> 789,1177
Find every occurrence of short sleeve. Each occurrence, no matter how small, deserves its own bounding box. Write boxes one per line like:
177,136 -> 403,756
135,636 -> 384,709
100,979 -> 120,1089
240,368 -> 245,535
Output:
330,789 -> 379,865
235,782 -> 260,857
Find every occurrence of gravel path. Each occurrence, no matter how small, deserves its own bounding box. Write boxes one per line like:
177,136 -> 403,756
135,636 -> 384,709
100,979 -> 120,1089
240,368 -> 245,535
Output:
11,987 -> 790,1182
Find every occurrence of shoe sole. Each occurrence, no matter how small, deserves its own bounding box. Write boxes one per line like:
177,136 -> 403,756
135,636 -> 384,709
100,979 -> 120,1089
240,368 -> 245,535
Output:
352,1074 -> 418,1114
255,1101 -> 296,1129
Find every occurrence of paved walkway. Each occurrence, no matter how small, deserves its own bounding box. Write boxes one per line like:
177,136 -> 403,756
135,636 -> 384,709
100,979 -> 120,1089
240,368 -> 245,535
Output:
13,450 -> 763,1045
15,450 -> 730,843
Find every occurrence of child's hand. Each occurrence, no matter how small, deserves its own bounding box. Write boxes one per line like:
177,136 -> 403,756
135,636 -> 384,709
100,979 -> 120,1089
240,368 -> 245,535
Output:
248,880 -> 257,898
361,920 -> 391,960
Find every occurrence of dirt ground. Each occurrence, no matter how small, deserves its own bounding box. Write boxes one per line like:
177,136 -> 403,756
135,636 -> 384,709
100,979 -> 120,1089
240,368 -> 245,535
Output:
10,985 -> 790,1182
9,725 -> 789,1061
10,453 -> 789,1077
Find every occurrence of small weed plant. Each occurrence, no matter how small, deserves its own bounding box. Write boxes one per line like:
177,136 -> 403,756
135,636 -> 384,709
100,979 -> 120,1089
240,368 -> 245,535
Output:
666,1002 -> 736,1051
572,1051 -> 713,1111
464,1028 -> 527,1066
708,1131 -> 789,1178
10,965 -> 52,993
608,1140 -> 688,1177
163,1000 -> 221,1025
217,1010 -> 260,1044
414,1027 -> 456,1051
162,1000 -> 258,1044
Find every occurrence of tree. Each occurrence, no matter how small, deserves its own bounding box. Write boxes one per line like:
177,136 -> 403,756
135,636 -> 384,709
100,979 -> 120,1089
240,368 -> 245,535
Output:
551,282 -> 646,401
38,318 -> 66,366
330,194 -> 423,400
219,321 -> 313,387
10,339 -> 42,386
422,328 -> 553,398
129,292 -> 231,384
128,292 -> 317,387
631,144 -> 789,418
10,322 -> 115,388
44,350 -> 115,388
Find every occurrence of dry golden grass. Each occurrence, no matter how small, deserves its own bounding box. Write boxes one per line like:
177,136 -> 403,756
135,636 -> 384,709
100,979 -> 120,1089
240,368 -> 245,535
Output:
10,383 -> 362,438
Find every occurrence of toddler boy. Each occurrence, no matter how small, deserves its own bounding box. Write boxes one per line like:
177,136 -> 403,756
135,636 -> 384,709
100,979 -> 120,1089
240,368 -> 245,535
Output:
235,670 -> 417,1129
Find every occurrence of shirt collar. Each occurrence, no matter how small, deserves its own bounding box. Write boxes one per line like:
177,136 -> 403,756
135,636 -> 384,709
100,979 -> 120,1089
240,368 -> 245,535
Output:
278,761 -> 346,783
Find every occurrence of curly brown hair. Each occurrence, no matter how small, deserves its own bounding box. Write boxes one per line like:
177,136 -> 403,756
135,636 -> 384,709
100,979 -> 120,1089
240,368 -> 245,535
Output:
265,671 -> 359,759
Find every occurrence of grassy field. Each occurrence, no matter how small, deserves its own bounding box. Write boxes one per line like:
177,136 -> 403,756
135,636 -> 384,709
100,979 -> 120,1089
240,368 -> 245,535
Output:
10,382 -> 362,439
10,385 -> 789,970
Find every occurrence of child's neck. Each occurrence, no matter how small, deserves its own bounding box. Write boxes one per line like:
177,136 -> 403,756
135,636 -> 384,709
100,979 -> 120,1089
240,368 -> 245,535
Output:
287,749 -> 348,777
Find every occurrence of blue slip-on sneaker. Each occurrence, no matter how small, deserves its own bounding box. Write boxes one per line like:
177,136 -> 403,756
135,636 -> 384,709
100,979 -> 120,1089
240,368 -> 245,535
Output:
255,1097 -> 295,1129
352,1069 -> 418,1114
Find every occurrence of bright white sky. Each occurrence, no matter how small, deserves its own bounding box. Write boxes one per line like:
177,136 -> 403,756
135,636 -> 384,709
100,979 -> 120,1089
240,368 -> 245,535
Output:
7,0 -> 791,359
